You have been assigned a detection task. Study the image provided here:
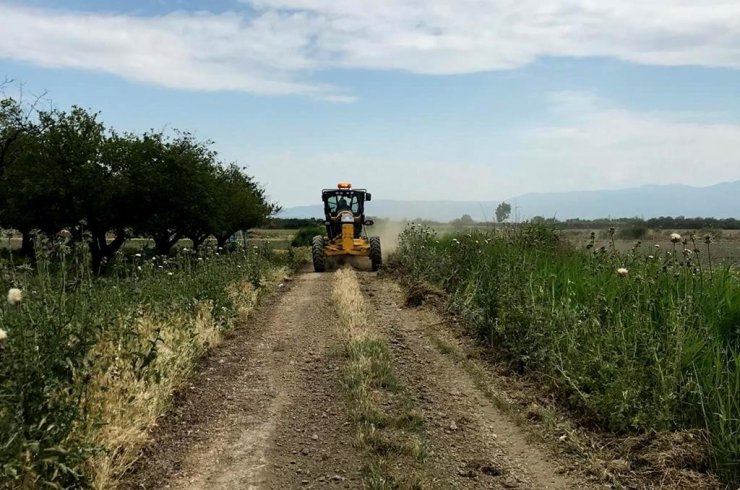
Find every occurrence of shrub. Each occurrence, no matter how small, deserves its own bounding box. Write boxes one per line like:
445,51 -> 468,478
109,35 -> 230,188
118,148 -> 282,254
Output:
291,225 -> 325,247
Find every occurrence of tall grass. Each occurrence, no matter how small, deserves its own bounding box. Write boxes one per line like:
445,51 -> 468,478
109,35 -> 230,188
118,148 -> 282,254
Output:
0,237 -> 292,488
395,224 -> 739,484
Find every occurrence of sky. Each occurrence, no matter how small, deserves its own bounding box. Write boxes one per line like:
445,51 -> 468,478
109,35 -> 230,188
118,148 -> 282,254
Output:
1,0 -> 740,207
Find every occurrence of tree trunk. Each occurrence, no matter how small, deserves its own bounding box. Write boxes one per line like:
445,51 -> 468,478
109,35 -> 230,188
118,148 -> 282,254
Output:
215,233 -> 230,251
153,232 -> 180,256
89,229 -> 127,275
189,233 -> 208,252
19,230 -> 36,261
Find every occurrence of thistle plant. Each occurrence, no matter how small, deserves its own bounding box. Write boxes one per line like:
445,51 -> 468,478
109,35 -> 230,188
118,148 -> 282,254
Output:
395,223 -> 740,484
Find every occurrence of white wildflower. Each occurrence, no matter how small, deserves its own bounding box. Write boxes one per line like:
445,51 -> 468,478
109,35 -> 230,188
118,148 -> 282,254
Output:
7,288 -> 23,305
616,268 -> 628,277
0,328 -> 7,341
137,266 -> 142,271
134,253 -> 142,258
167,272 -> 174,276
670,233 -> 681,243
197,257 -> 204,261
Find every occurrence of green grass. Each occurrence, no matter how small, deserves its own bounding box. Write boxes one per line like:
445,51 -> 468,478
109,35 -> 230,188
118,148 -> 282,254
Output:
394,224 -> 739,485
0,240 -> 294,488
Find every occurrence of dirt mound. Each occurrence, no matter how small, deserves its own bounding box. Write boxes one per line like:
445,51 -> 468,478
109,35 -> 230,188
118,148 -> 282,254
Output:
404,281 -> 444,307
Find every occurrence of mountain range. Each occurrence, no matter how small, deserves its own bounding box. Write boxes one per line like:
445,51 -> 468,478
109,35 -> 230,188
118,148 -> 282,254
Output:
279,180 -> 740,221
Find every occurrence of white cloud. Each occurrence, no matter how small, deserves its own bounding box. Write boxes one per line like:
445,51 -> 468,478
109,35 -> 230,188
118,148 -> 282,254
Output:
1,1 -> 740,96
513,91 -> 740,193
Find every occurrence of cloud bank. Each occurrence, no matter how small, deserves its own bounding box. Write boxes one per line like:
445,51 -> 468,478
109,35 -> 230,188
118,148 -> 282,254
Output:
1,1 -> 740,96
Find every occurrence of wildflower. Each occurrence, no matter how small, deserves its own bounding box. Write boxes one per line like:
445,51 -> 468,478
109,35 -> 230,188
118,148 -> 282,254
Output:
648,255 -> 654,260
670,233 -> 681,243
183,248 -> 189,252
137,266 -> 142,271
59,228 -> 71,238
135,253 -> 142,258
7,288 -> 23,305
704,234 -> 712,244
167,272 -> 173,276
616,268 -> 628,277
0,328 -> 7,341
197,257 -> 203,261
655,244 -> 660,249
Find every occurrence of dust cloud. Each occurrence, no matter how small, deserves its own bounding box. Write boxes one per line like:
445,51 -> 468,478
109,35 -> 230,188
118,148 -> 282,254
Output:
370,220 -> 407,258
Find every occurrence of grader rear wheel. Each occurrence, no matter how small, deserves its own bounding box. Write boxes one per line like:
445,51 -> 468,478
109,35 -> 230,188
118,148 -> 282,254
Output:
312,236 -> 326,272
369,236 -> 382,271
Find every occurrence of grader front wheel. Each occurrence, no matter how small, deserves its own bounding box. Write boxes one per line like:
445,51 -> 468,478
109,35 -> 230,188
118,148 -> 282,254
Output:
369,236 -> 382,271
312,236 -> 326,272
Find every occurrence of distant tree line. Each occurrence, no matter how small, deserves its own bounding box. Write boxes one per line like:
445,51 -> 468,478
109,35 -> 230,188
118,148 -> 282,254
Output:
552,216 -> 740,230
0,93 -> 277,273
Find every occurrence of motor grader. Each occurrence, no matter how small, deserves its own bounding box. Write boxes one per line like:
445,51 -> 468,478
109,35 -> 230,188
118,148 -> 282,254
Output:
312,182 -> 381,272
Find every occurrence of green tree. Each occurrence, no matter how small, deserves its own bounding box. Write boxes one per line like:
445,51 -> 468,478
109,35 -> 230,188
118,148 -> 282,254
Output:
210,164 -> 278,250
495,201 -> 512,223
123,131 -> 219,255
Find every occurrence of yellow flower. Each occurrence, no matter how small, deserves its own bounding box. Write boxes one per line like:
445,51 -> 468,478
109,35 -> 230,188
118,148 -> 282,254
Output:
7,288 -> 23,305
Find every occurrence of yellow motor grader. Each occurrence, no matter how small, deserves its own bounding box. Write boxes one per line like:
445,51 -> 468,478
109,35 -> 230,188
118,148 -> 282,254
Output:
312,182 -> 381,272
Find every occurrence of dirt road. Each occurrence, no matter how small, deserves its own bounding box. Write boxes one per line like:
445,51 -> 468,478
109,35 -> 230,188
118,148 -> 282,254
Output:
123,268 -> 594,489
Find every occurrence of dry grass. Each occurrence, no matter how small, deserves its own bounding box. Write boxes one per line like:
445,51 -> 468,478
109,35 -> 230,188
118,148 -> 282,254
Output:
78,271 -> 286,489
331,268 -> 427,489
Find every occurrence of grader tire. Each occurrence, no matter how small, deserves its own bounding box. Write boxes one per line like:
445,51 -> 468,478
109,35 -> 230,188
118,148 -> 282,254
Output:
312,236 -> 326,272
369,236 -> 382,271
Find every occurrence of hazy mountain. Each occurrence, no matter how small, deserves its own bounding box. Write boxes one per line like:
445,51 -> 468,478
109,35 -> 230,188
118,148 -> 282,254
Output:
279,180 -> 740,221
279,200 -> 498,222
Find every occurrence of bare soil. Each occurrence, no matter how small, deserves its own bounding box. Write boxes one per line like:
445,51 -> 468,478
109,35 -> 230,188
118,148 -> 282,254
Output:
122,268 -> 613,489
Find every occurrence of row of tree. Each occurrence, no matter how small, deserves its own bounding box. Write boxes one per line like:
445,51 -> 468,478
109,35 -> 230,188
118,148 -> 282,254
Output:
0,94 -> 276,273
555,216 -> 740,230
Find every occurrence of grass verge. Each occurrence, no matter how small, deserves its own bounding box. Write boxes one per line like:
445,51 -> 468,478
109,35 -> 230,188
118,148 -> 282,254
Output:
393,224 -> 737,486
0,244 -> 295,488
331,268 -> 427,489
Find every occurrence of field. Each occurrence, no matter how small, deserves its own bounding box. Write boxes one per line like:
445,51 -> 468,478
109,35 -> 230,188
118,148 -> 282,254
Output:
393,224 -> 739,484
1,224 -> 738,489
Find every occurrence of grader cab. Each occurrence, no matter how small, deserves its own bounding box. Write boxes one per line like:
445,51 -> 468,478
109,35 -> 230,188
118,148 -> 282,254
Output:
312,183 -> 381,272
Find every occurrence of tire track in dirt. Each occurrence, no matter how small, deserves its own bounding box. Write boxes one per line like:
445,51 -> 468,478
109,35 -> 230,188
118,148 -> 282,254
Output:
359,273 -> 596,489
122,271 -> 362,489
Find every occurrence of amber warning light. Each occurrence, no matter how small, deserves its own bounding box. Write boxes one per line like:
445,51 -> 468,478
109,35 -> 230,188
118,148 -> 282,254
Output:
337,182 -> 352,189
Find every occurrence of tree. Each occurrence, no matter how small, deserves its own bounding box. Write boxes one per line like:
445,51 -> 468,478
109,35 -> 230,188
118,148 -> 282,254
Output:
210,164 -> 278,250
495,202 -> 512,223
0,94 -> 46,258
36,107 -> 128,273
123,131 -> 220,255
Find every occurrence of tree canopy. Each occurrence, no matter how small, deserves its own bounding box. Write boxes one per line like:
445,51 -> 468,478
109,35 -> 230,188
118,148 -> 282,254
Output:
0,97 -> 277,272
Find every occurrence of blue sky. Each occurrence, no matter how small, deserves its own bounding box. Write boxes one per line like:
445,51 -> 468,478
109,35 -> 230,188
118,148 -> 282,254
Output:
2,0 -> 740,207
